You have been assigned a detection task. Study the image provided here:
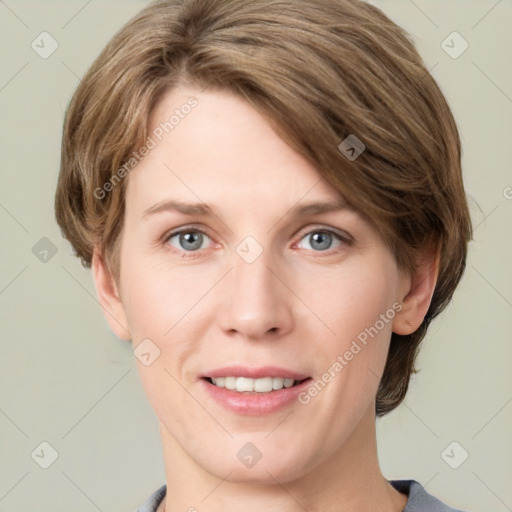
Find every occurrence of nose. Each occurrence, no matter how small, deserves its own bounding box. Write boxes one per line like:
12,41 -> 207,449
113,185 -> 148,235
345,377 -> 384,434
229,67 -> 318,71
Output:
216,244 -> 294,341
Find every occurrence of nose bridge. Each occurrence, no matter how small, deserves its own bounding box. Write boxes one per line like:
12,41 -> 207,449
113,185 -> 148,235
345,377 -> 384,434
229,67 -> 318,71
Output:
218,236 -> 293,339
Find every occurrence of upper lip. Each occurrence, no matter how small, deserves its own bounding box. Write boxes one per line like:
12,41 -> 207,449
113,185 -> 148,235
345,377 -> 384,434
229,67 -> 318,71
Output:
201,366 -> 310,381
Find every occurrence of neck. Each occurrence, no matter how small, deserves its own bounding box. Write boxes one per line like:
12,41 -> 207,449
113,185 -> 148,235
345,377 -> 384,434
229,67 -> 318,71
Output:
158,403 -> 407,512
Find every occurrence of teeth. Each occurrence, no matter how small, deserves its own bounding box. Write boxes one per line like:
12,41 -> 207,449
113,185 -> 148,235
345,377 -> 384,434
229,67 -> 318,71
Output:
210,376 -> 296,392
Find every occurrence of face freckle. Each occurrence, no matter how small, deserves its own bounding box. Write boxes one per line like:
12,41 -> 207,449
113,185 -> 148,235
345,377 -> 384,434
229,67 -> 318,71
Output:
111,85 -> 408,487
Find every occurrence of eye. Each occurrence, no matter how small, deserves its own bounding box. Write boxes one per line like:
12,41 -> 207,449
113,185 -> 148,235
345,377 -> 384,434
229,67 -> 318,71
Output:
297,228 -> 350,253
163,226 -> 351,256
165,228 -> 213,253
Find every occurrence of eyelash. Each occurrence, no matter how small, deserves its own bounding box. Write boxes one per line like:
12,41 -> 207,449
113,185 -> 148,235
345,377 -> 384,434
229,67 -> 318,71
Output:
162,225 -> 353,258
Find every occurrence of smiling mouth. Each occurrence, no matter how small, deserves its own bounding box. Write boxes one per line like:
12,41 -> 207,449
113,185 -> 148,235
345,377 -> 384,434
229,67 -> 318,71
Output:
203,376 -> 311,393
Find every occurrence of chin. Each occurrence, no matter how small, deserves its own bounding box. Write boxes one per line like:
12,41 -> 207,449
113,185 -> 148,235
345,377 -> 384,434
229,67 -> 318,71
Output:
201,448 -> 310,485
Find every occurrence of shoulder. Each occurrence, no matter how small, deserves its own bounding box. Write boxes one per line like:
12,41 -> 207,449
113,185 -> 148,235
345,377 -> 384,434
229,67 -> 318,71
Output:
390,479 -> 469,512
134,484 -> 166,512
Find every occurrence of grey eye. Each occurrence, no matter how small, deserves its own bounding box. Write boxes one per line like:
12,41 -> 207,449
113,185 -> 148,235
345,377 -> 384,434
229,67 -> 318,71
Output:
299,230 -> 342,251
168,230 -> 209,251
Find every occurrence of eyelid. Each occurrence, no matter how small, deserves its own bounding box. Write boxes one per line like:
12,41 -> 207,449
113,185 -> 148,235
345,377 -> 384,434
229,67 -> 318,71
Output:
163,223 -> 212,240
295,224 -> 354,247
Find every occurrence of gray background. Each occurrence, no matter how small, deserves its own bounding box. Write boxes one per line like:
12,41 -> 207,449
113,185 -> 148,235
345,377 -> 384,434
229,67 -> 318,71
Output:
0,0 -> 511,510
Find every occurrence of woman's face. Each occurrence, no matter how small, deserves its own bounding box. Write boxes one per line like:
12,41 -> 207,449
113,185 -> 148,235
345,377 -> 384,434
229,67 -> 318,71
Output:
106,86 -> 411,483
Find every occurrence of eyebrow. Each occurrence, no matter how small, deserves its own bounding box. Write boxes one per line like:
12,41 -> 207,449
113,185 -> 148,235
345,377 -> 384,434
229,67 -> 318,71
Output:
142,197 -> 353,220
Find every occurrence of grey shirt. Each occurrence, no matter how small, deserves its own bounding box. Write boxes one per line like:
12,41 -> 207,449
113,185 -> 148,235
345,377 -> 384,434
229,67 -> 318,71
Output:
134,480 -> 468,511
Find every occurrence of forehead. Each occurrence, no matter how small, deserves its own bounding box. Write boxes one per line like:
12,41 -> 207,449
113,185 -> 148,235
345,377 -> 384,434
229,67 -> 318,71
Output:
125,86 -> 347,216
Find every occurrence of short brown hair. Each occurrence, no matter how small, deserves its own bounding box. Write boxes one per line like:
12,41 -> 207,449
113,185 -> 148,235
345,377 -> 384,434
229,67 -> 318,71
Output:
54,0 -> 473,416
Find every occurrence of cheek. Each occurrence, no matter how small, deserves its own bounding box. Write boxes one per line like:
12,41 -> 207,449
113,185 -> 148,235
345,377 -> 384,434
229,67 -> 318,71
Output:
296,255 -> 400,414
298,256 -> 399,349
295,262 -> 399,425
119,254 -> 206,408
119,250 -> 203,339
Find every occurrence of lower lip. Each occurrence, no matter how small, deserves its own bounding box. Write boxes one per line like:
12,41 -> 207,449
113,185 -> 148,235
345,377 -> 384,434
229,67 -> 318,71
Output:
200,378 -> 312,416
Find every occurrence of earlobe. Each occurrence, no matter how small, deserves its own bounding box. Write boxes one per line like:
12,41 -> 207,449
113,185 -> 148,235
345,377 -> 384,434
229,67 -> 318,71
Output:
91,248 -> 131,340
392,250 -> 440,336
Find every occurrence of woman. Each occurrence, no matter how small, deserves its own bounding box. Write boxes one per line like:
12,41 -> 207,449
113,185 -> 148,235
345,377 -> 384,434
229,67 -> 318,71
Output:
54,1 -> 472,510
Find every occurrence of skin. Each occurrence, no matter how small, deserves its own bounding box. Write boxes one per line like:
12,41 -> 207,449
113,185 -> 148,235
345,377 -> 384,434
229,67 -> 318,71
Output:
92,86 -> 439,512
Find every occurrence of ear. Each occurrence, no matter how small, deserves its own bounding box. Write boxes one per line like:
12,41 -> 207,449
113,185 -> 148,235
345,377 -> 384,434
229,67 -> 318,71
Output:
91,247 -> 131,340
392,249 -> 440,335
